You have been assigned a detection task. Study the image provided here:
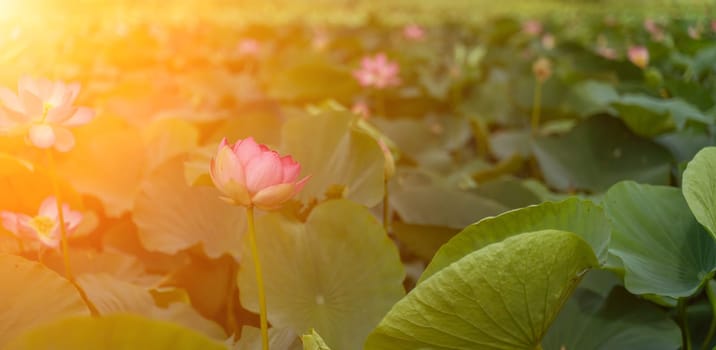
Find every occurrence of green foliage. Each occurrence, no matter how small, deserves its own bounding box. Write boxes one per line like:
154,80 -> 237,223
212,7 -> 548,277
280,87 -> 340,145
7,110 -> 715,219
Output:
366,230 -> 598,349
5,314 -> 226,350
238,199 -> 405,350
603,181 -> 716,297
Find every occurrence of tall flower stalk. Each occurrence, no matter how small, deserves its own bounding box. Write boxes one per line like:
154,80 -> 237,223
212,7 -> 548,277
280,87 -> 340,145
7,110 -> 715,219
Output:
210,137 -> 309,350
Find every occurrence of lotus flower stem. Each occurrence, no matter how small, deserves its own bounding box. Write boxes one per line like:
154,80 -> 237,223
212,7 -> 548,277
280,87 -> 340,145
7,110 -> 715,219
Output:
530,80 -> 542,136
701,282 -> 716,350
246,206 -> 269,350
678,298 -> 693,350
226,260 -> 238,335
382,180 -> 390,234
46,150 -> 74,283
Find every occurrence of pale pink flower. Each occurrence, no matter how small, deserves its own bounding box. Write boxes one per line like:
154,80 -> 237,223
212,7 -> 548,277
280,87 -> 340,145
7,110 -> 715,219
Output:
522,20 -> 543,37
597,46 -> 617,60
351,101 -> 370,119
210,137 -> 309,210
0,76 -> 95,152
402,24 -> 425,41
688,25 -> 701,40
541,34 -> 555,50
628,46 -> 649,69
353,53 -> 401,89
643,19 -> 664,42
0,197 -> 83,249
237,39 -> 261,56
711,20 -> 716,33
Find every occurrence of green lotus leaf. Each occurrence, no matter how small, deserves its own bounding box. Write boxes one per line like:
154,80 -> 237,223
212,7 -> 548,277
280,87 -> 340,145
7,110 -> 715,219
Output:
682,146 -> 716,239
532,115 -> 672,192
281,111 -> 385,207
133,158 -> 244,259
5,314 -> 226,350
603,181 -> 716,297
422,198 -> 610,283
238,199 -> 405,350
0,254 -> 89,348
365,230 -> 598,350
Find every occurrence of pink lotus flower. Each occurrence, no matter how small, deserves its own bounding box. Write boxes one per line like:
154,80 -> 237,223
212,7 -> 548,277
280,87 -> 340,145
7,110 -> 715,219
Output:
0,77 -> 95,152
402,24 -> 425,41
628,46 -> 649,69
522,20 -> 543,37
353,53 -> 401,89
0,197 -> 82,249
210,137 -> 309,210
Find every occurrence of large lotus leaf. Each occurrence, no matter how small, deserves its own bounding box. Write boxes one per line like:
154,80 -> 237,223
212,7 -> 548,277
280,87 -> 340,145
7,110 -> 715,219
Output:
365,230 -> 598,350
532,115 -> 672,192
266,53 -> 359,102
205,105 -> 285,147
391,186 -> 508,229
58,116 -> 147,217
489,129 -> 532,160
238,199 -> 405,350
77,273 -> 226,340
612,94 -> 712,137
542,287 -> 681,350
40,248 -> 161,287
421,198 -> 610,283
682,146 -> 716,239
371,116 -> 471,170
142,118 -> 199,173
233,326 -> 300,350
133,158 -> 244,259
5,314 -> 226,350
471,176 -> 542,210
568,80 -> 619,117
0,254 -> 89,347
281,111 -> 385,207
603,181 -> 716,297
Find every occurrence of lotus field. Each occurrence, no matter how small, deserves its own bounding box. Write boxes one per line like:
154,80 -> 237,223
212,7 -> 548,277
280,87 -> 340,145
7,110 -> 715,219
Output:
1,1 -> 716,349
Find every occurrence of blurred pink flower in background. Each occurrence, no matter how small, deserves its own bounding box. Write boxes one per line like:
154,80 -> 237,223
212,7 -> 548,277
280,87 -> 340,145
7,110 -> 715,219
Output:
541,33 -> 555,50
522,20 -> 543,36
1,197 -> 83,249
210,137 -> 309,210
353,53 -> 401,89
628,46 -> 649,69
402,24 -> 425,41
711,20 -> 716,33
237,39 -> 261,56
351,100 -> 371,119
0,76 -> 95,152
643,19 -> 665,42
688,25 -> 701,39
596,35 -> 617,60
597,46 -> 617,60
